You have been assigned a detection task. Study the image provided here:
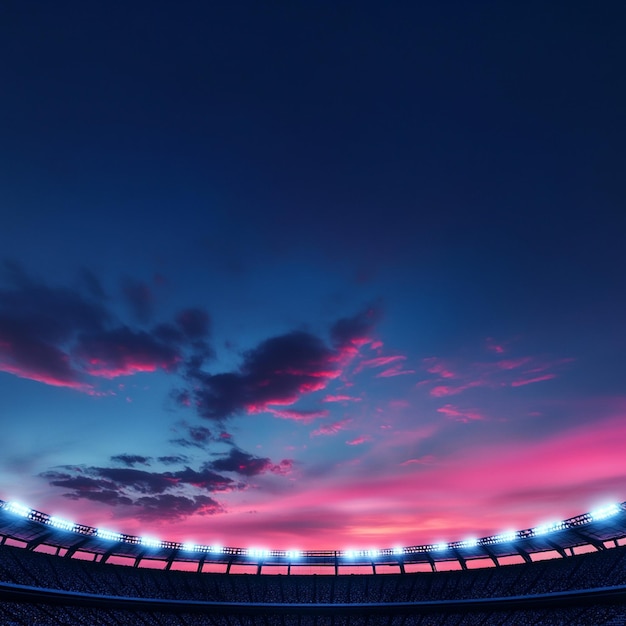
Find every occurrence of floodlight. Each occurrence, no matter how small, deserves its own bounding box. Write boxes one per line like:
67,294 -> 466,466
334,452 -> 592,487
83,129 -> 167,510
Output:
247,548 -> 269,559
343,549 -> 356,559
495,530 -> 516,543
435,542 -> 448,551
141,537 -> 161,548
590,503 -> 620,521
367,548 -> 380,557
181,543 -> 196,552
48,516 -> 74,531
393,546 -> 404,555
6,502 -> 31,517
285,550 -> 301,559
533,521 -> 564,536
210,544 -> 223,553
96,529 -> 122,542
460,538 -> 478,548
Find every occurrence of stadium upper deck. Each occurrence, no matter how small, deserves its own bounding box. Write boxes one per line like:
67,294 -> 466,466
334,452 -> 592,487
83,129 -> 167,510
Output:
1,498 -> 625,574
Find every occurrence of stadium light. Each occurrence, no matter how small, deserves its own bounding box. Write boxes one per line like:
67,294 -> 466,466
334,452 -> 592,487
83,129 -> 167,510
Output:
48,516 -> 74,531
367,548 -> 380,558
181,543 -> 196,552
6,502 -> 31,517
210,544 -> 223,554
533,521 -> 564,536
435,542 -> 448,551
393,546 -> 404,555
141,537 -> 161,548
495,531 -> 517,543
285,550 -> 301,560
590,503 -> 620,521
460,538 -> 478,549
247,548 -> 270,559
343,549 -> 356,559
96,529 -> 122,542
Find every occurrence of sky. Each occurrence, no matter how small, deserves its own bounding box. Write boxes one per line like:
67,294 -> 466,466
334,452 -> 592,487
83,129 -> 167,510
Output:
1,1 -> 625,552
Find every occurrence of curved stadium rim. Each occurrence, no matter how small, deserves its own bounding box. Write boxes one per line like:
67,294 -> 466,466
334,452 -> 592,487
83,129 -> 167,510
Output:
1,498 -> 625,574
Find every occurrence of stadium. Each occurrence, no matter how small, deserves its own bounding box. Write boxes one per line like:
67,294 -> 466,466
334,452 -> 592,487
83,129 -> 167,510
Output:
2,498 -> 626,625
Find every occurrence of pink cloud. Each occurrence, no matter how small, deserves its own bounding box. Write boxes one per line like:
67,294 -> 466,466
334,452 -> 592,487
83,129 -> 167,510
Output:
511,373 -> 557,387
430,380 -> 485,397
0,362 -> 91,391
486,337 -> 506,354
346,435 -> 372,446
266,408 -> 330,423
311,418 -> 352,437
496,357 -> 532,370
423,357 -> 457,379
355,355 -> 407,374
436,404 -> 486,422
376,366 -> 416,378
400,455 -> 436,466
322,394 -> 362,403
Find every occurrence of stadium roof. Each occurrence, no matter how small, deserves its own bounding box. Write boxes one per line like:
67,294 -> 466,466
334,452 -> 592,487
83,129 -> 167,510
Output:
1,499 -> 625,573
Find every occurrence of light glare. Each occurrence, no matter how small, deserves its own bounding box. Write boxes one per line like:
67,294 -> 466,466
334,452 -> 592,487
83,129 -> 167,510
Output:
6,502 -> 31,517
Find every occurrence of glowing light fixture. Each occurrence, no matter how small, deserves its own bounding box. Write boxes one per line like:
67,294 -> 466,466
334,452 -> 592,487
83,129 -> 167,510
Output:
6,502 -> 31,517
495,530 -> 517,543
48,516 -> 74,531
590,503 -> 620,521
141,537 -> 161,548
96,529 -> 122,542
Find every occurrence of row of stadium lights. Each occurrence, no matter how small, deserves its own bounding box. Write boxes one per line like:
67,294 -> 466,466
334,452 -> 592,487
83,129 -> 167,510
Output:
1,501 -> 622,560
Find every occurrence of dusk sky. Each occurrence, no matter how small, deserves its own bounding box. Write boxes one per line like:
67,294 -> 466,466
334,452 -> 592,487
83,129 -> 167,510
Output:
1,1 -> 625,552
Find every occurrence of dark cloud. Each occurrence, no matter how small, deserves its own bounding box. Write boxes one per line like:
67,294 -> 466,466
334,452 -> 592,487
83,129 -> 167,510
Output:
79,269 -> 107,300
75,327 -> 181,378
121,277 -> 153,324
171,466 -> 235,491
330,304 -> 382,349
133,494 -> 222,520
158,454 -> 189,465
0,268 -> 213,389
209,448 -> 294,477
176,308 -> 210,339
170,424 -> 224,449
95,467 -> 177,494
41,470 -> 116,493
185,306 -> 382,421
110,454 -> 152,467
40,462 -> 236,510
191,331 -> 338,420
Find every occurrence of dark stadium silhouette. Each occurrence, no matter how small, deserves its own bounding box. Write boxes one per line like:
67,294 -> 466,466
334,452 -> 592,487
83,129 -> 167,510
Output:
1,498 -> 626,624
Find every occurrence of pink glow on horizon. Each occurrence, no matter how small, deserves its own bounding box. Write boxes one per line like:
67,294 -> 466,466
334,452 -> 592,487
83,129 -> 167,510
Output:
39,408 -> 626,549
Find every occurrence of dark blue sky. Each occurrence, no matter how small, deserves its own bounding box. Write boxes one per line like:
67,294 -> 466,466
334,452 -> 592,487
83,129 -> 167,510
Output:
1,1 -> 625,549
